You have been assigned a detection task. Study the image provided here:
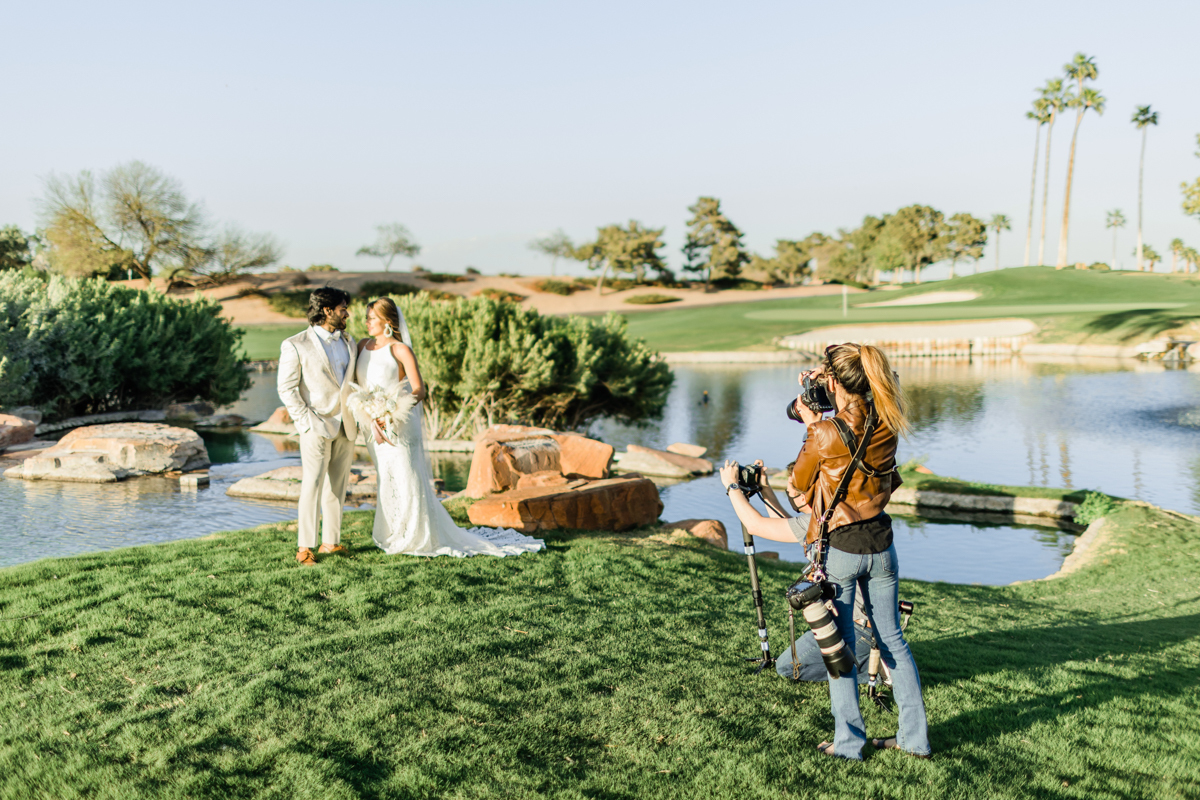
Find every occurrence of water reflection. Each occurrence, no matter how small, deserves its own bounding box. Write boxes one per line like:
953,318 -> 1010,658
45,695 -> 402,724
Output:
8,358 -> 1200,583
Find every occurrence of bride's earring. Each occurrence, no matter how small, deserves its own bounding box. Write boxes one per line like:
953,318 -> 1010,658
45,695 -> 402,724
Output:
384,323 -> 394,338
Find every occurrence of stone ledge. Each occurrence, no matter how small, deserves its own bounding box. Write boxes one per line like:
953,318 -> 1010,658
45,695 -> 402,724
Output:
888,487 -> 1078,520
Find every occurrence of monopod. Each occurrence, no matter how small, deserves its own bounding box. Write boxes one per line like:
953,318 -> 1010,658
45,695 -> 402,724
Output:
740,522 -> 774,674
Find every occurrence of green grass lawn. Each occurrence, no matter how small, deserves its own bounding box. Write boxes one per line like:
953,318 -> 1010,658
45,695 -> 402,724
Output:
1,494 -> 1197,798
622,268 -> 1200,352
239,324 -> 307,361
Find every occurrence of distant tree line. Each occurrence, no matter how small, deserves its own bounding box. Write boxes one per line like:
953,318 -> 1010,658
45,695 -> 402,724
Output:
527,198 -> 1003,291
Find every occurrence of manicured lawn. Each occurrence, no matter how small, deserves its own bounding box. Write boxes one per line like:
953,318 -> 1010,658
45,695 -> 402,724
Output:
239,324 -> 306,361
1,493 -> 1197,798
622,268 -> 1200,352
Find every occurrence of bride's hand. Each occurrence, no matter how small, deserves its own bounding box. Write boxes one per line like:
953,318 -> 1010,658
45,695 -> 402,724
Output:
372,418 -> 387,445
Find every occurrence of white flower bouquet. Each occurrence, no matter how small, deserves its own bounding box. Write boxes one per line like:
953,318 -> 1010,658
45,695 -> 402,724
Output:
346,383 -> 418,445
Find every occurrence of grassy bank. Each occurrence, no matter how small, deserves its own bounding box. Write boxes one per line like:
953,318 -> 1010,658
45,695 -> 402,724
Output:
1,494 -> 1197,798
624,268 -> 1200,352
239,324 -> 306,361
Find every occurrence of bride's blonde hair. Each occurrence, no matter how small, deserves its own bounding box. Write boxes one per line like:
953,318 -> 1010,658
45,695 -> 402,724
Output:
368,297 -> 401,338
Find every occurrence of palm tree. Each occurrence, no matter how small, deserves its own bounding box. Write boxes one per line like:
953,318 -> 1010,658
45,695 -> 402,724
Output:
1185,246 -> 1200,274
1105,209 -> 1126,268
989,214 -> 1011,270
1170,238 -> 1185,273
1037,79 -> 1067,266
1139,243 -> 1161,271
1132,105 -> 1160,270
1024,98 -> 1051,266
1056,54 -> 1104,269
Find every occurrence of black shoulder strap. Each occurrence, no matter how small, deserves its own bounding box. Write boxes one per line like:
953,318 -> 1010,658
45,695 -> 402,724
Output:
831,415 -> 891,479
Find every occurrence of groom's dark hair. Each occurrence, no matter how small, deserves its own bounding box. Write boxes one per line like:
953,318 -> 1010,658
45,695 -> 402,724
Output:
307,287 -> 352,326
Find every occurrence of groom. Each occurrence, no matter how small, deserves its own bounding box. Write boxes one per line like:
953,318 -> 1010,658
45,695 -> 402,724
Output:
277,287 -> 359,566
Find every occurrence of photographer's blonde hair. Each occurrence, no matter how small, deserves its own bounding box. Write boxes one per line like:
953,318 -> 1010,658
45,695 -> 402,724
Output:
827,343 -> 910,437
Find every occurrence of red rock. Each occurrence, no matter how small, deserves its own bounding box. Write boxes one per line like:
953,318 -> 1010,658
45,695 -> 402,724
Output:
660,518 -> 728,549
0,414 -> 36,450
464,424 -> 612,497
164,402 -> 215,421
627,444 -> 713,474
516,470 -> 570,490
467,475 -> 663,532
551,432 -> 612,479
266,406 -> 292,425
465,433 -> 561,497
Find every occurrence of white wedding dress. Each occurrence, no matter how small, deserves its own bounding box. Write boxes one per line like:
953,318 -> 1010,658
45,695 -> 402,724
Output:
355,345 -> 545,558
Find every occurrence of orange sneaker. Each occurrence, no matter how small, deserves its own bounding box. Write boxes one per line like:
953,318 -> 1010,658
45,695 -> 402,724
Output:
296,548 -> 318,566
317,543 -> 348,556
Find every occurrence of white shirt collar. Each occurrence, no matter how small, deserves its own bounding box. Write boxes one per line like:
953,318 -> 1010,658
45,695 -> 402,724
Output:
312,325 -> 342,343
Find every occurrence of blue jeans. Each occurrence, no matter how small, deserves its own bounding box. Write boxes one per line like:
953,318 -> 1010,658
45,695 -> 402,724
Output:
824,544 -> 930,760
776,621 -> 873,683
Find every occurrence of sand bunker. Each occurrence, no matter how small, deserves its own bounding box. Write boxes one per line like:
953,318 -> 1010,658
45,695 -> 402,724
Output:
855,291 -> 979,308
780,318 -> 1037,346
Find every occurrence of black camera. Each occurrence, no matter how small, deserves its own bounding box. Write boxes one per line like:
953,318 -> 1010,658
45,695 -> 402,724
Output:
785,577 -> 855,679
799,372 -> 835,414
737,464 -> 763,496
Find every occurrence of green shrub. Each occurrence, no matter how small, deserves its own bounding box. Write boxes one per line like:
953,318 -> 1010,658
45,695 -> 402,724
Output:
306,264 -> 339,272
266,290 -> 311,318
420,273 -> 473,284
710,277 -> 764,291
465,267 -> 481,275
497,272 -> 521,278
0,272 -> 251,420
358,281 -> 423,299
476,287 -> 526,304
1087,262 -> 1112,271
624,293 -> 682,305
346,295 -> 673,438
530,279 -> 579,296
1074,490 -> 1116,526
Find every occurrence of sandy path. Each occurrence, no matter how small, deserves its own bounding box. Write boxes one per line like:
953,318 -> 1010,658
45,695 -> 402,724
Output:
116,272 -> 861,325
856,290 -> 979,307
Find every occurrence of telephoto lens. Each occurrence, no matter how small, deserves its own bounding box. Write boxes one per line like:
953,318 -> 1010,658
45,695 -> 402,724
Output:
786,579 -> 855,679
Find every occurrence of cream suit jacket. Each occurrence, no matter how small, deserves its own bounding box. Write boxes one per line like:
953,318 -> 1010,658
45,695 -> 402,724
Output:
277,327 -> 359,441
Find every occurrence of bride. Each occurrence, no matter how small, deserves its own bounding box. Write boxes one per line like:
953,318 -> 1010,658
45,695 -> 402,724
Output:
352,297 -> 545,558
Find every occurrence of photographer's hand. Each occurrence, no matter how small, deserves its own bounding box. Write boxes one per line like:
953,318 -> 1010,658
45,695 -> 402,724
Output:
718,460 -> 739,489
753,459 -> 789,519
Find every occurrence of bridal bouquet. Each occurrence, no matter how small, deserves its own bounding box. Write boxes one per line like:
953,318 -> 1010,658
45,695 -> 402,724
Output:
346,383 -> 418,445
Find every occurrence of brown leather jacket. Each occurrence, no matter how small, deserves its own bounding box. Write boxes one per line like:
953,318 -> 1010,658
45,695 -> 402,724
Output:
790,398 -> 902,545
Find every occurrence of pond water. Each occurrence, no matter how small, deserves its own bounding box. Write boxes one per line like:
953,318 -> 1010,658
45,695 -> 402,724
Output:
3,359 -> 1197,583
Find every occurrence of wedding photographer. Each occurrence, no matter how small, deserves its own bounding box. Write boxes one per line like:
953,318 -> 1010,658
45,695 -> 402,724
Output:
719,342 -> 930,761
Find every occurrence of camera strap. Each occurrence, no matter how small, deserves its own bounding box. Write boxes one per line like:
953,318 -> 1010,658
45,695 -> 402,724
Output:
813,404 -> 879,572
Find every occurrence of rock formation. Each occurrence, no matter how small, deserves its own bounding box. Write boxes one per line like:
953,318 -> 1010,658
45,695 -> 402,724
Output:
4,423 -> 210,483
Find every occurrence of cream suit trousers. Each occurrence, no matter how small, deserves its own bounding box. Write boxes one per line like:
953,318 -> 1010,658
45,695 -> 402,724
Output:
297,424 -> 355,549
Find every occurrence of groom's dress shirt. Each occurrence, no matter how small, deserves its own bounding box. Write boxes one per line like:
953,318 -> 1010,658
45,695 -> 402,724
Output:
312,325 -> 350,383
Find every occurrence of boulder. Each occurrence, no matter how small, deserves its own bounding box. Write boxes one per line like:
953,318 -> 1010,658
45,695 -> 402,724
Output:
612,450 -> 692,478
467,475 -> 663,533
4,423 -> 209,482
554,432 -> 613,479
464,425 -> 612,498
165,401 -> 215,421
226,463 -> 380,502
667,442 -> 708,458
1188,342 -> 1200,361
660,518 -> 728,549
0,414 -> 37,450
627,444 -> 713,474
613,444 -> 713,478
516,470 -> 571,490
250,407 -> 298,436
4,406 -> 42,425
194,414 -> 246,428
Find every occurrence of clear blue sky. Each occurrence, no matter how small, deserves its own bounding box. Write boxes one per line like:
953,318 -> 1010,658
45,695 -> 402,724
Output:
4,1 -> 1199,278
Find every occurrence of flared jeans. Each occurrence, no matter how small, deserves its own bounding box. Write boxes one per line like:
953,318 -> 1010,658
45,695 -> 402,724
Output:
824,544 -> 930,759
